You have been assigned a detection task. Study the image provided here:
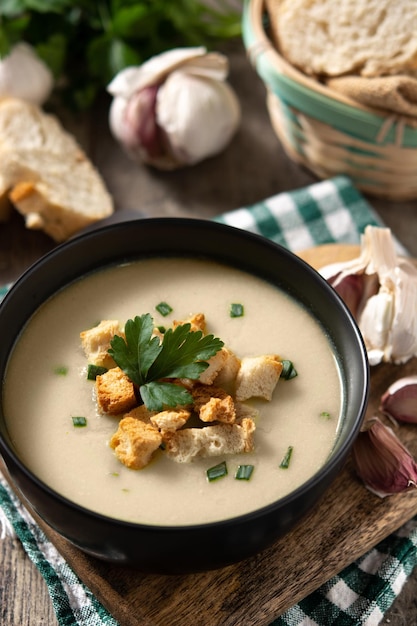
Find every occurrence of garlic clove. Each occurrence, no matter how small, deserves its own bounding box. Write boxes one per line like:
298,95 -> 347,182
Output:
319,226 -> 417,365
0,43 -> 53,105
155,69 -> 240,166
351,417 -> 417,497
380,376 -> 417,424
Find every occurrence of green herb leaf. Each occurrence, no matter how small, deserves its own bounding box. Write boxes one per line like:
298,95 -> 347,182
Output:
207,460 -> 228,482
281,360 -> 298,380
87,364 -> 108,380
235,464 -> 254,480
108,313 -> 223,409
155,302 -> 173,317
279,446 -> 293,469
320,411 -> 332,419
72,416 -> 87,427
230,303 -> 244,318
140,381 -> 193,412
54,365 -> 68,375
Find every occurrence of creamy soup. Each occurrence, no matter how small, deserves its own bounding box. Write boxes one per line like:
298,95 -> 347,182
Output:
4,258 -> 342,526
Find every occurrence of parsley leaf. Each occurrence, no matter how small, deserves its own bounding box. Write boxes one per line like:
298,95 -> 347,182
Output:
108,313 -> 224,411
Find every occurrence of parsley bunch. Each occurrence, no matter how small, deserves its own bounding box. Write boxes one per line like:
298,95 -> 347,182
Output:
0,0 -> 242,110
108,313 -> 224,411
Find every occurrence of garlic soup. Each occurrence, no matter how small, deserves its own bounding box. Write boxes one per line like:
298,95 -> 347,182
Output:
4,257 -> 342,526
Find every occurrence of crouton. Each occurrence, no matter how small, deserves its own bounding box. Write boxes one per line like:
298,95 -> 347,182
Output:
236,355 -> 283,401
150,409 -> 191,433
213,348 -> 241,388
192,384 -> 229,408
80,319 -> 123,368
172,312 -> 206,334
110,417 -> 162,469
96,367 -> 137,415
199,395 -> 236,424
198,347 -> 228,385
163,417 -> 255,463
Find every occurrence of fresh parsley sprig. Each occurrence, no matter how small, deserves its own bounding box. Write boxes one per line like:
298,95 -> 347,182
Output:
108,313 -> 224,411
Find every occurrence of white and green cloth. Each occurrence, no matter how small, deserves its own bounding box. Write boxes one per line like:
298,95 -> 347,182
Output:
1,175 -> 416,626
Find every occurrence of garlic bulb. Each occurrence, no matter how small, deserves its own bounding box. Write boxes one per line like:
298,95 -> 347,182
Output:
320,226 -> 417,365
107,47 -> 241,169
352,417 -> 417,497
0,43 -> 53,105
380,376 -> 417,424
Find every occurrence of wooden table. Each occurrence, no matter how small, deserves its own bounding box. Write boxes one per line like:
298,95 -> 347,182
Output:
1,40 -> 417,626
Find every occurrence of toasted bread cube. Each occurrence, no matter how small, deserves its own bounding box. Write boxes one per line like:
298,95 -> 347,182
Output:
236,355 -> 283,401
110,417 -> 162,469
172,313 -> 206,334
150,409 -> 191,433
213,348 -> 241,387
163,418 -> 255,463
199,395 -> 236,424
96,367 -> 137,415
80,319 -> 123,368
198,347 -> 228,385
192,384 -> 229,408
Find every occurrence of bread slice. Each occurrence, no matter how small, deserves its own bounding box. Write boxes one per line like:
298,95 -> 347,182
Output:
0,98 -> 113,240
266,0 -> 417,78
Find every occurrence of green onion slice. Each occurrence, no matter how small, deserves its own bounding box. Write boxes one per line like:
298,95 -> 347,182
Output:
207,460 -> 228,482
281,360 -> 298,380
87,364 -> 108,380
279,446 -> 293,469
235,464 -> 254,480
230,303 -> 244,318
72,416 -> 87,427
155,302 -> 173,317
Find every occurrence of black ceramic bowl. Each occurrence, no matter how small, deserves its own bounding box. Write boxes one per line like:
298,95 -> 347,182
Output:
0,218 -> 369,573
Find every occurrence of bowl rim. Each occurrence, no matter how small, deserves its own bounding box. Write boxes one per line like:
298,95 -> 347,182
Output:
0,216 -> 370,532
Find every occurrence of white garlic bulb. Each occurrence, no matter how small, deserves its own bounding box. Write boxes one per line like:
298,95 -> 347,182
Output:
107,47 -> 241,169
320,226 -> 417,365
0,43 -> 53,105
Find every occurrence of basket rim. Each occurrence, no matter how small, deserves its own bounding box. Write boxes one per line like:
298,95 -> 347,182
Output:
242,0 -> 417,141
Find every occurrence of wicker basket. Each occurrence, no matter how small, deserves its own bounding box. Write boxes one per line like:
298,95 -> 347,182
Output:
242,0 -> 417,200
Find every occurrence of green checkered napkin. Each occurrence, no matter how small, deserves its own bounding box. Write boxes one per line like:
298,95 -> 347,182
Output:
1,175 -> 416,626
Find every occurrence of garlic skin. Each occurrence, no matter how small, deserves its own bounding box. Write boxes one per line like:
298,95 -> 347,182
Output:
0,43 -> 53,105
107,47 -> 241,169
380,376 -> 417,424
320,226 -> 417,365
352,417 -> 417,497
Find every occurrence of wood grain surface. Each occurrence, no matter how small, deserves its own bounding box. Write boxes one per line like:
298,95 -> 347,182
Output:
3,244 -> 417,626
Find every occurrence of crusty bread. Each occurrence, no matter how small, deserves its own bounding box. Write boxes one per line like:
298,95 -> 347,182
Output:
110,417 -> 162,470
80,319 -> 123,369
235,355 -> 283,401
163,417 -> 256,463
266,0 -> 417,78
96,367 -> 137,415
0,97 -> 113,240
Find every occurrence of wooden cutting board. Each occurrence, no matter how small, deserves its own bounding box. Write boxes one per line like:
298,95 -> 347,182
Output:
3,244 -> 417,626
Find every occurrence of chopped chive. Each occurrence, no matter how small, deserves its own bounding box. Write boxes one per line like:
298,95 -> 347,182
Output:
235,464 -> 254,480
54,365 -> 68,376
110,472 -> 119,477
87,364 -> 108,380
281,360 -> 298,380
230,303 -> 244,318
320,411 -> 332,419
207,460 -> 228,482
72,416 -> 87,427
155,302 -> 173,316
279,446 -> 293,469
157,325 -> 166,334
